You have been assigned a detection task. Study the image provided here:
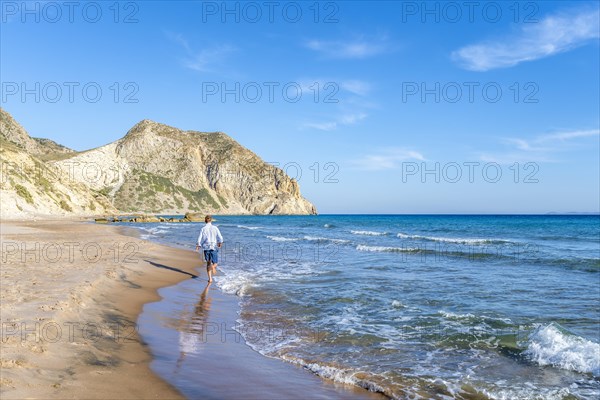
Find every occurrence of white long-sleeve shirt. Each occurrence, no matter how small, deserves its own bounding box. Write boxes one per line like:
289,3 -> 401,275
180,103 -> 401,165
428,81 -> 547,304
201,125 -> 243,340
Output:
197,222 -> 223,250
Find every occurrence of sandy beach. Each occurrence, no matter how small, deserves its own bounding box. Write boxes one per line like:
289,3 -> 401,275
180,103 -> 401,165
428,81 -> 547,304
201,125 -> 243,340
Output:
1,219 -> 189,399
0,220 -> 383,399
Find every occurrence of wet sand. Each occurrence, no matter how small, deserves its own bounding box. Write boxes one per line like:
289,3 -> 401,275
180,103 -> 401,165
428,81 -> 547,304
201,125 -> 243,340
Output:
0,219 -> 384,399
140,272 -> 386,399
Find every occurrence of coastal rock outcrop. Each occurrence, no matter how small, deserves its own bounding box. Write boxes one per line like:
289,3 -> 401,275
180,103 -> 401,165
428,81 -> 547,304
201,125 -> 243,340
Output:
0,109 -> 115,219
184,212 -> 204,222
51,119 -> 317,215
0,109 -> 317,218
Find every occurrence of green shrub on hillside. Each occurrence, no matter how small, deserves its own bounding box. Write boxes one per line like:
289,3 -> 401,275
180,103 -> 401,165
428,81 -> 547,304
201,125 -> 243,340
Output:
15,184 -> 33,204
59,199 -> 72,212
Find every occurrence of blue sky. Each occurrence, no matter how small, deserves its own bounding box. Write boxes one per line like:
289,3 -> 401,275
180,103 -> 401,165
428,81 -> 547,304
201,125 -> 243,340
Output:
1,1 -> 599,213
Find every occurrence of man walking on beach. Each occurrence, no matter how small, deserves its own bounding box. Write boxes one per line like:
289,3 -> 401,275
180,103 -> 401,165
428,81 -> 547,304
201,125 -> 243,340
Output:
195,215 -> 223,283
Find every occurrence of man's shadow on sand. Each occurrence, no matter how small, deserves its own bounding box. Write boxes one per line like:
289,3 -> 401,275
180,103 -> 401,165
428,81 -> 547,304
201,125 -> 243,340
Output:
145,260 -> 199,279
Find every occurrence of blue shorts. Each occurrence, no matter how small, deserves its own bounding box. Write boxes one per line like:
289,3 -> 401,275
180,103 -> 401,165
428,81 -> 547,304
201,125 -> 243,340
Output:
203,249 -> 218,264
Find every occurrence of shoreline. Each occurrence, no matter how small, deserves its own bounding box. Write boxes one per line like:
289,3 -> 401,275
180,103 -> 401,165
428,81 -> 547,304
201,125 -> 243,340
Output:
138,259 -> 386,400
0,219 -> 384,399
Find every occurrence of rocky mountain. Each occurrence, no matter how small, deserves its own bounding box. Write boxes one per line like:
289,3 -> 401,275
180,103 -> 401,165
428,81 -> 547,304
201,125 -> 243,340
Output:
0,109 -> 115,218
0,109 -> 317,218
51,119 -> 317,215
0,110 -> 74,159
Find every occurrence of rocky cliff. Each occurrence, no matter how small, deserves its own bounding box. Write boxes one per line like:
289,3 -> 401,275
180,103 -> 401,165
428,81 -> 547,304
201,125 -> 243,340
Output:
0,109 -> 317,218
51,119 -> 317,215
0,109 -> 115,218
0,110 -> 74,159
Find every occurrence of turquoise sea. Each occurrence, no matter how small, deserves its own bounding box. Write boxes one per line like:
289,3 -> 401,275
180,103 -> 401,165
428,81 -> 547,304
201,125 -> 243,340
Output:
128,215 -> 599,399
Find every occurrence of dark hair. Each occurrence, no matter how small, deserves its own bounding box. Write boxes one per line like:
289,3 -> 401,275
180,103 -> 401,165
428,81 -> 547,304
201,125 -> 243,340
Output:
205,215 -> 212,223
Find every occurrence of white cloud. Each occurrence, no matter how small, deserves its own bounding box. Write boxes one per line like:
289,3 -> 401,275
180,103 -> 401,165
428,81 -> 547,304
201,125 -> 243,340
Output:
169,32 -> 192,53
502,137 -> 551,153
183,45 -> 236,72
339,113 -> 367,125
452,8 -> 600,71
540,129 -> 600,142
304,113 -> 368,131
305,35 -> 389,59
479,152 -> 554,164
298,78 -> 373,132
167,32 -> 236,73
296,79 -> 371,97
480,129 -> 599,163
304,121 -> 338,131
352,148 -> 426,171
340,80 -> 371,96
504,138 -> 536,151
512,129 -> 599,149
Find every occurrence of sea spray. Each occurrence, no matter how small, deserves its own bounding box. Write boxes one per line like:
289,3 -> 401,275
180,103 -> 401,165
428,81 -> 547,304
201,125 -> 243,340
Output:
523,323 -> 600,376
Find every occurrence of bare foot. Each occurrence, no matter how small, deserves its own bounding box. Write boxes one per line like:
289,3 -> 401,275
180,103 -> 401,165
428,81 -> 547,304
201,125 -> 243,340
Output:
208,278 -> 212,283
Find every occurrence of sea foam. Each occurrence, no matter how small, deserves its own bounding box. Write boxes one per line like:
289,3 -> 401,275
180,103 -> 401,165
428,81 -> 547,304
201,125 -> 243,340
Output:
523,323 -> 600,376
266,235 -> 300,242
303,236 -> 350,244
281,356 -> 387,395
397,233 -> 507,245
351,230 -> 388,236
356,245 -> 420,253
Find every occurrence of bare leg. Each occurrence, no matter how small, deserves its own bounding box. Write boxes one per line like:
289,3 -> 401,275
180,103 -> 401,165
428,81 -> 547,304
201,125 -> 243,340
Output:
206,261 -> 213,282
211,263 -> 218,276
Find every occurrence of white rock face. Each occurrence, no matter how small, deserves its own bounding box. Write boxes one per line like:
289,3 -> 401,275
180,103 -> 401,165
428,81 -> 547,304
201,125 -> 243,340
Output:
0,109 -> 73,157
0,116 -> 115,219
55,142 -> 127,193
1,110 -> 317,218
52,120 -> 317,215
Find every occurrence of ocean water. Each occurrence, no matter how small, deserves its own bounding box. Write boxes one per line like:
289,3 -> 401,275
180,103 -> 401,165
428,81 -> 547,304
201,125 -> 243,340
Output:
130,215 -> 600,399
